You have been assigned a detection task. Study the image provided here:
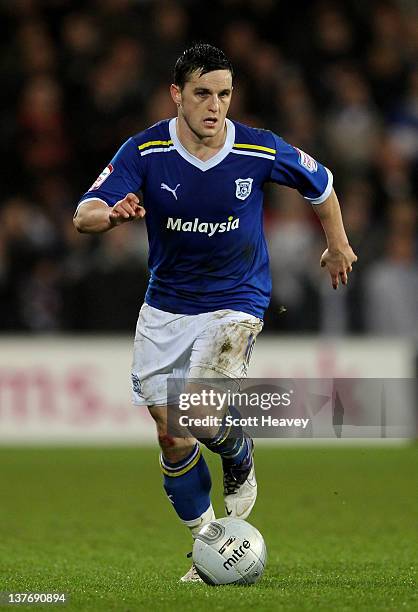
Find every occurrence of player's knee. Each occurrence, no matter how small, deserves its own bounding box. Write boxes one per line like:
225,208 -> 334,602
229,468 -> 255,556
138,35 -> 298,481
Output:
148,404 -> 196,462
157,432 -> 176,451
157,433 -> 195,463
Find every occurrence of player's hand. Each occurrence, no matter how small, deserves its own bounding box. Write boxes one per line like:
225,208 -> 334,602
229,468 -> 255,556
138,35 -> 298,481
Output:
320,245 -> 358,289
109,193 -> 146,227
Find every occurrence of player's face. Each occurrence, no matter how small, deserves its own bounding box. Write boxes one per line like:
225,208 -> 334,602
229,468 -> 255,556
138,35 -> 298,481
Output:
171,70 -> 233,141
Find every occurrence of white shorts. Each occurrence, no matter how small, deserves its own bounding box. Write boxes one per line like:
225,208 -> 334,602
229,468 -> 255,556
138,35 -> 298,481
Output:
131,303 -> 263,406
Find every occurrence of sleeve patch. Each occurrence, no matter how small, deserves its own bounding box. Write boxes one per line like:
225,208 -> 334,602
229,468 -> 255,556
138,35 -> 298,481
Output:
294,147 -> 318,173
88,163 -> 114,191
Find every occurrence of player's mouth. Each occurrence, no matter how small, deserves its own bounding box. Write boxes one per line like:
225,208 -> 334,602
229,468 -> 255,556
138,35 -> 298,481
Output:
203,117 -> 218,128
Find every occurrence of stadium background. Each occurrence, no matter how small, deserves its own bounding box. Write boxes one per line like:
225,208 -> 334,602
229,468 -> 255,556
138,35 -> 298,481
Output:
0,2 -> 417,609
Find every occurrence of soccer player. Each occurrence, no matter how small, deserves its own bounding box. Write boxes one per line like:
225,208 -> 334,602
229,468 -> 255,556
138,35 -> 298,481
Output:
74,43 -> 357,581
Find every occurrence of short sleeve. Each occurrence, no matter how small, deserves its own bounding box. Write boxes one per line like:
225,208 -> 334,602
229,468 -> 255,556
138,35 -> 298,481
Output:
77,137 -> 144,210
269,133 -> 333,204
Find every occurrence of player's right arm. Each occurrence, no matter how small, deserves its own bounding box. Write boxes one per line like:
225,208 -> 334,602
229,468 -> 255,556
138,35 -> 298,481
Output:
74,194 -> 145,233
73,137 -> 144,234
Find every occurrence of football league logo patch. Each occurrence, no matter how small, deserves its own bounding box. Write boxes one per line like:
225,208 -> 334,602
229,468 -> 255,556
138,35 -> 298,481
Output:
89,163 -> 114,191
294,147 -> 318,173
235,178 -> 253,200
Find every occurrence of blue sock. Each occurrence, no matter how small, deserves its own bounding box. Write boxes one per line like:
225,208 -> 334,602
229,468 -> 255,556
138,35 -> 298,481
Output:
160,443 -> 212,522
202,406 -> 252,467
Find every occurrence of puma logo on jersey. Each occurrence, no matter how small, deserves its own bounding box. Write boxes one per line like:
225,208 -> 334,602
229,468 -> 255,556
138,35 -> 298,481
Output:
161,182 -> 180,200
166,215 -> 240,237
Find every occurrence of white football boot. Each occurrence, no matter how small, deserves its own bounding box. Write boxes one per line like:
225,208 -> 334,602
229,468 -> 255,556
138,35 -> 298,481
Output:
223,438 -> 257,520
179,505 -> 215,583
180,560 -> 202,583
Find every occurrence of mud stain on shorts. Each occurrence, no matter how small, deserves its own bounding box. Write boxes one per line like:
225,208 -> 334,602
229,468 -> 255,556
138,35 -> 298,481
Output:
220,338 -> 233,354
208,319 -> 263,375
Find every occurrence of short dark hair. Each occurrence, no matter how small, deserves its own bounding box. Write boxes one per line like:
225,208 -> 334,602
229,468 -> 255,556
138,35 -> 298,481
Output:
173,43 -> 233,89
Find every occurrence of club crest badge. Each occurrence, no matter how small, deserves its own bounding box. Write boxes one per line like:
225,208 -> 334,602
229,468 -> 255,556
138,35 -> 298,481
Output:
131,373 -> 142,395
235,178 -> 253,200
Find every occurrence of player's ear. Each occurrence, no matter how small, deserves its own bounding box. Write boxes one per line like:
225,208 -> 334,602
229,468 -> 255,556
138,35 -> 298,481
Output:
170,83 -> 182,106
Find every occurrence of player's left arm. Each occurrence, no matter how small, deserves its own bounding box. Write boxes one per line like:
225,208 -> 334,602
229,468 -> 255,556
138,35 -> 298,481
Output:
268,133 -> 358,289
312,189 -> 357,289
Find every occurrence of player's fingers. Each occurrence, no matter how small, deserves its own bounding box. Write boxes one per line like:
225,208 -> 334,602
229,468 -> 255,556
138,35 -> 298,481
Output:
122,202 -> 139,218
125,193 -> 140,205
340,270 -> 348,285
116,206 -> 131,219
331,274 -> 339,290
346,265 -> 352,273
134,204 -> 146,218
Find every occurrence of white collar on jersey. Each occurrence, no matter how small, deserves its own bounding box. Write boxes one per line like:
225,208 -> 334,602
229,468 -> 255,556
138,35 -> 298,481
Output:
169,117 -> 235,171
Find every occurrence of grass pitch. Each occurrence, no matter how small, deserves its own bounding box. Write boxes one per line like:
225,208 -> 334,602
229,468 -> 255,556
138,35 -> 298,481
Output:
0,445 -> 416,611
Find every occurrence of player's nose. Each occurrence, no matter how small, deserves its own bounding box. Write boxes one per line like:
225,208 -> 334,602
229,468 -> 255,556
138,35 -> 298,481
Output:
208,94 -> 220,112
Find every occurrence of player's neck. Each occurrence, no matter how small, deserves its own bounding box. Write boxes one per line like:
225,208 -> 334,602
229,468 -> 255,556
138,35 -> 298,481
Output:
175,117 -> 227,161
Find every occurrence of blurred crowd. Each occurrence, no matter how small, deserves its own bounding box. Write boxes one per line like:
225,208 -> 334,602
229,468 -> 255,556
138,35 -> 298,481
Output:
0,0 -> 416,336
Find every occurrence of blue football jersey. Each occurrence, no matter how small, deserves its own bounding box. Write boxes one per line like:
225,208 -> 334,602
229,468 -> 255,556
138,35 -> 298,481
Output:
78,118 -> 333,318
